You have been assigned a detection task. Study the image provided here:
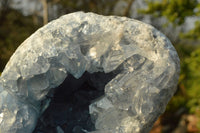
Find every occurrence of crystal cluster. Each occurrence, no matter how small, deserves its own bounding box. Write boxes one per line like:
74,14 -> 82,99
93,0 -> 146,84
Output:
0,12 -> 180,133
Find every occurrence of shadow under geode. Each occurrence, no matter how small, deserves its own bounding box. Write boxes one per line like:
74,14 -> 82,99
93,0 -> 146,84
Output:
33,71 -> 118,133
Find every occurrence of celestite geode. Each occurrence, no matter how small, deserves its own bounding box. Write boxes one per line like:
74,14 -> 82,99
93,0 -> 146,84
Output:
0,12 -> 180,133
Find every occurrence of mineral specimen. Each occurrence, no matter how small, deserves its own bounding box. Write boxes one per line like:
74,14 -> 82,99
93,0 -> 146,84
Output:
0,12 -> 180,133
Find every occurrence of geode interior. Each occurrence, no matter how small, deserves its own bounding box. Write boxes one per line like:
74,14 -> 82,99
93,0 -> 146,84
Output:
33,71 -> 119,133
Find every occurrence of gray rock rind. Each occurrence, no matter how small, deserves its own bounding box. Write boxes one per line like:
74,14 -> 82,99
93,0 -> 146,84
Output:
0,12 -> 180,133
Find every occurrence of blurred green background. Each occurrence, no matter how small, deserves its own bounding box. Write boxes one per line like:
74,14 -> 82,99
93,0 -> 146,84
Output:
0,0 -> 200,132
